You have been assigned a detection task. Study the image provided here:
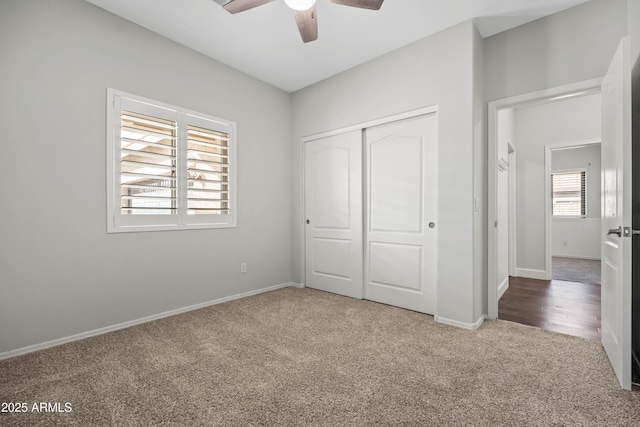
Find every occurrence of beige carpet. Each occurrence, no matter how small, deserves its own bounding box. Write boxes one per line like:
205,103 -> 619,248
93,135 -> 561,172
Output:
1,287 -> 639,426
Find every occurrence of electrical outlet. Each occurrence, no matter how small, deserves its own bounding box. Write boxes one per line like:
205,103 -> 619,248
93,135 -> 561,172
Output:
240,263 -> 247,274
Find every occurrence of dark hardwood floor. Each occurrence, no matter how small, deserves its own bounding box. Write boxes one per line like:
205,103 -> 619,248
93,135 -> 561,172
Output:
499,276 -> 601,341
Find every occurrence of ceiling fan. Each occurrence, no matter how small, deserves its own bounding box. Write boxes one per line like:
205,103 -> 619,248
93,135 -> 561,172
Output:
214,0 -> 384,43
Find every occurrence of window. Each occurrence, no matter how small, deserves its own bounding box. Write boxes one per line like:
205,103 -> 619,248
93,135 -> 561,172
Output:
551,170 -> 586,217
107,89 -> 236,232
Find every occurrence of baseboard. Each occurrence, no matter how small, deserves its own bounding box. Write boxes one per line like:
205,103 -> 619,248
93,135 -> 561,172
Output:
498,276 -> 509,299
0,282 -> 299,361
435,314 -> 486,331
516,268 -> 548,280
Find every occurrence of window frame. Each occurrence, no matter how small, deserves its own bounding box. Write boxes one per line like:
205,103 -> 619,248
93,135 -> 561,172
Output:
106,88 -> 237,233
550,168 -> 587,218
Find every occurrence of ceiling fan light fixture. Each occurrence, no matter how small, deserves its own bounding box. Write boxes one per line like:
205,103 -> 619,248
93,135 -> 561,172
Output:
285,0 -> 316,11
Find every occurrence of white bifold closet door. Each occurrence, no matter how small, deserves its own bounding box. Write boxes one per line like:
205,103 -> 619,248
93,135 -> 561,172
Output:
304,113 -> 437,314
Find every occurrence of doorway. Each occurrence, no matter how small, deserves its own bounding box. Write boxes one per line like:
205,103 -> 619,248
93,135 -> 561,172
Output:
500,132 -> 603,341
547,142 -> 602,286
488,78 -> 604,321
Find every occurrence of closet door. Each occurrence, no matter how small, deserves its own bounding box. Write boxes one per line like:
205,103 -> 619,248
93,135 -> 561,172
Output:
304,131 -> 363,299
365,113 -> 438,314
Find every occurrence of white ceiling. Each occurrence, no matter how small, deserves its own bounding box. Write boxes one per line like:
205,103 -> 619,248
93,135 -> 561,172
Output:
86,0 -> 590,92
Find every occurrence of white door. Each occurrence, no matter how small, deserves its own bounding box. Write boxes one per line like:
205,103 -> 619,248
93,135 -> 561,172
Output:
364,114 -> 438,314
304,131 -> 363,299
601,37 -> 632,390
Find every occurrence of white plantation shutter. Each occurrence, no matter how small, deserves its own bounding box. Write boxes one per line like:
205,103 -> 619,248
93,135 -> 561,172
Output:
187,125 -> 230,215
107,89 -> 236,232
120,111 -> 178,215
551,171 -> 586,216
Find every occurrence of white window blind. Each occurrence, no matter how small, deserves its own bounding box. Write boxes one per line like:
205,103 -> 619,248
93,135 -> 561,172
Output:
107,89 -> 236,233
551,170 -> 586,217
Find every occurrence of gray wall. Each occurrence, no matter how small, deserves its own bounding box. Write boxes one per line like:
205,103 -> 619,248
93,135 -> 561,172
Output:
484,0 -> 628,102
472,24 -> 487,322
0,0 -> 293,355
291,21 -> 485,327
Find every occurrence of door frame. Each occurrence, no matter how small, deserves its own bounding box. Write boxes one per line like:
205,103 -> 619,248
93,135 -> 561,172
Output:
301,105 -> 438,290
487,78 -> 603,320
507,141 -> 517,278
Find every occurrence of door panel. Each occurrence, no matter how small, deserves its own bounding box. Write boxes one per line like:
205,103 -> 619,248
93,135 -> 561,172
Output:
601,37 -> 632,390
365,113 -> 438,314
369,243 -> 423,291
312,147 -> 351,229
313,238 -> 352,279
305,131 -> 363,299
369,136 -> 423,233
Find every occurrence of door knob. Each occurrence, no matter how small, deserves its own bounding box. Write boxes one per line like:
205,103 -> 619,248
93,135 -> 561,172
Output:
607,226 -> 622,237
306,219 -> 310,224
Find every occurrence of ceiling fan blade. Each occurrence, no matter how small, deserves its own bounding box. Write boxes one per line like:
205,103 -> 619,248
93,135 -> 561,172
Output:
293,4 -> 318,43
222,0 -> 274,14
330,0 -> 383,10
